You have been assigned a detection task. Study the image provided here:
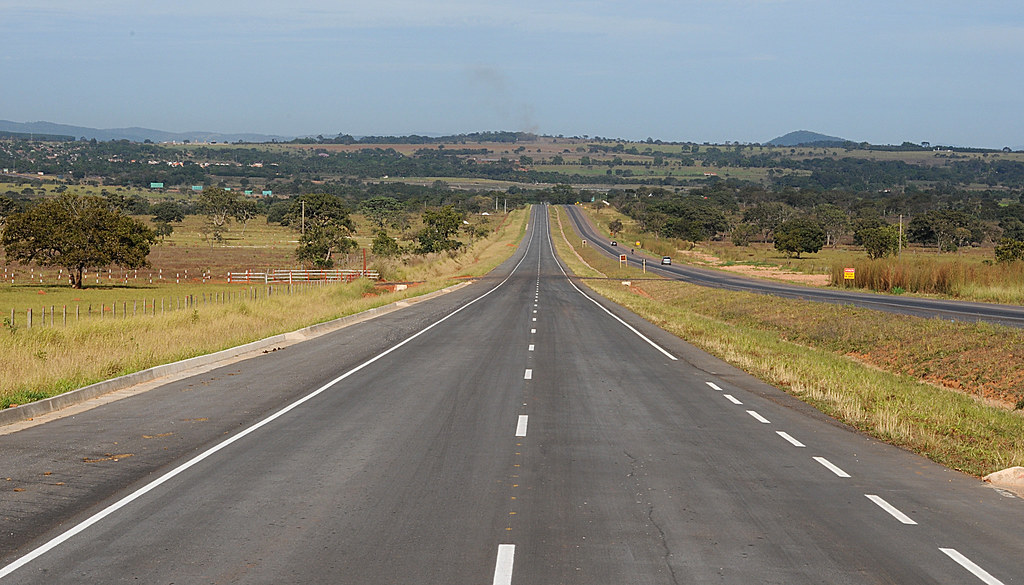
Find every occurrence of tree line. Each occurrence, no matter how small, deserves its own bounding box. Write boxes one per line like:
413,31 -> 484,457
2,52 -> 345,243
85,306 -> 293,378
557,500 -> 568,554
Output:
602,180 -> 1024,261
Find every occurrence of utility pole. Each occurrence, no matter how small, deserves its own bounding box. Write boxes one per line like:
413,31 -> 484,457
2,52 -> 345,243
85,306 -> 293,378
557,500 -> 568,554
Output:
301,200 -> 306,236
899,214 -> 903,257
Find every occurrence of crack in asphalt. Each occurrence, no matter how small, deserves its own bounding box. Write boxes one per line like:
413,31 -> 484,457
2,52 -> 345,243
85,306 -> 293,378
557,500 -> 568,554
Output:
624,450 -> 680,585
647,504 -> 680,585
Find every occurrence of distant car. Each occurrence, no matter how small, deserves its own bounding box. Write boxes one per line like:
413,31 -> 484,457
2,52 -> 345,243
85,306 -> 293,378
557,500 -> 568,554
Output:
661,256 -> 672,265
610,240 -> 617,246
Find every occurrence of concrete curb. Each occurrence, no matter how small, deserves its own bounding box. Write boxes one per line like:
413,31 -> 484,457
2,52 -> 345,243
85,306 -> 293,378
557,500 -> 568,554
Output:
0,282 -> 472,427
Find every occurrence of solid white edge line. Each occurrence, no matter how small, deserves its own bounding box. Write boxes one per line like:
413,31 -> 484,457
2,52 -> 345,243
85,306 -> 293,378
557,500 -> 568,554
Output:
940,548 -> 1006,585
865,495 -> 917,525
776,431 -> 806,447
813,456 -> 851,478
544,218 -> 677,361
724,394 -> 743,405
747,410 -> 771,424
493,544 -> 516,585
524,369 -> 533,380
0,208 -> 543,581
706,382 -> 723,391
515,415 -> 528,437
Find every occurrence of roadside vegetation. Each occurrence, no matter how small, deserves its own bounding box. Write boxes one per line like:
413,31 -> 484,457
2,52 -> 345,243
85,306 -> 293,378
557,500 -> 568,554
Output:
0,208 -> 527,409
551,205 -> 1024,478
583,201 -> 1024,304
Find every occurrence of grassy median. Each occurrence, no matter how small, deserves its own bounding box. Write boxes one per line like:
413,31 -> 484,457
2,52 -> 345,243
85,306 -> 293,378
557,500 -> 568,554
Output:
551,206 -> 1024,478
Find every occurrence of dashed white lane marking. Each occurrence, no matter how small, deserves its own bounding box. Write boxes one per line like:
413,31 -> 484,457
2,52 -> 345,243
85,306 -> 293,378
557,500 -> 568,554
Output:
706,382 -> 723,391
0,222 -> 545,581
776,431 -> 805,447
515,415 -> 529,437
493,544 -> 515,585
531,328 -> 536,334
532,317 -> 537,322
940,548 -> 1006,585
866,495 -> 917,525
544,233 -> 677,362
524,369 -> 533,380
814,456 -> 851,478
724,394 -> 743,405
747,410 -> 771,424
528,344 -> 535,351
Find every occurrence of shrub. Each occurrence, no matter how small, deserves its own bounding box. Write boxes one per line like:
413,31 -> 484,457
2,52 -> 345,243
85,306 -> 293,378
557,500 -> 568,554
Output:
994,238 -> 1024,263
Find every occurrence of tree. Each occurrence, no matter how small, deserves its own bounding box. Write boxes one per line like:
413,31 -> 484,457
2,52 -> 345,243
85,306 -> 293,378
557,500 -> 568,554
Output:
291,193 -> 357,267
358,196 -> 404,229
999,217 -> 1024,241
1,194 -> 156,288
417,205 -> 464,253
743,202 -> 794,242
814,204 -> 849,247
858,225 -> 905,259
104,192 -> 149,215
196,187 -> 241,242
153,221 -> 174,240
851,214 -> 885,245
150,201 -> 186,223
657,201 -> 728,242
608,219 -> 624,237
730,223 -> 759,247
0,195 -> 16,232
233,199 -> 262,235
774,216 -> 825,258
371,230 -> 402,257
995,238 -> 1024,263
296,223 -> 357,268
287,192 -> 353,234
907,209 -> 985,253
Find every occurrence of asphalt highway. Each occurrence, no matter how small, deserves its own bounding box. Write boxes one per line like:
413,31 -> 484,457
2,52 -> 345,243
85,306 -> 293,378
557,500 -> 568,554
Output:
564,204 -> 1024,328
0,206 -> 1021,583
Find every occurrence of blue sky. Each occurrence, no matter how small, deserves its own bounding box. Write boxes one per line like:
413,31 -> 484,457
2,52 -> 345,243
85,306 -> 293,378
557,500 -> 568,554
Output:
2,1 -> 1023,147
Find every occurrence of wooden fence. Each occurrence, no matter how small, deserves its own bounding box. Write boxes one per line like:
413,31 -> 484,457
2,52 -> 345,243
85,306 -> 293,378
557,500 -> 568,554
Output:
227,269 -> 380,283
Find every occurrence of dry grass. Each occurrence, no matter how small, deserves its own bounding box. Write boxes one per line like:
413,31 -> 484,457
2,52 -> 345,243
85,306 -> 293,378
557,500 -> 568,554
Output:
551,205 -> 1024,477
831,256 -> 1024,303
0,208 -> 528,409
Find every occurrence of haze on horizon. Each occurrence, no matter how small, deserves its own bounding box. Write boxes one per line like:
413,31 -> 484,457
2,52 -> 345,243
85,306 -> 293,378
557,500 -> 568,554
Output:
2,1 -> 1022,148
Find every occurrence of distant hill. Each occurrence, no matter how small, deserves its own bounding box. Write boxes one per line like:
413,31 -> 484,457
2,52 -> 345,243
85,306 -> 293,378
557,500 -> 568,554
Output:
767,130 -> 850,147
0,120 -> 293,143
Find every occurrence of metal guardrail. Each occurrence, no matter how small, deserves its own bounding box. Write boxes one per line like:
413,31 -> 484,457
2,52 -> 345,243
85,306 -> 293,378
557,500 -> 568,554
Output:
227,269 -> 380,283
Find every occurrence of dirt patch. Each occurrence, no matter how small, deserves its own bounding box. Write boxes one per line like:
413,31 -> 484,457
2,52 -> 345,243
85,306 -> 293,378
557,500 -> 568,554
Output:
675,249 -> 830,286
676,250 -> 720,264
719,264 -> 830,286
629,285 -> 653,299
